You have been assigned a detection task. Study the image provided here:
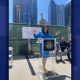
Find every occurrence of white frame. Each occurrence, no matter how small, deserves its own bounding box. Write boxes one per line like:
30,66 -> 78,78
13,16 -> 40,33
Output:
42,38 -> 56,57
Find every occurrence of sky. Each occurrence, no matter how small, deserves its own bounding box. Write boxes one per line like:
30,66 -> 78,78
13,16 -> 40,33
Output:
9,0 -> 71,23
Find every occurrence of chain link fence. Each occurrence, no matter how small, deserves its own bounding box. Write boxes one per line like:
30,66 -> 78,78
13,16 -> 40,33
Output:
9,23 -> 68,56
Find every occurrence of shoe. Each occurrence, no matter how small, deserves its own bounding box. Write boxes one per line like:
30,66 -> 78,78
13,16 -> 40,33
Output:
60,59 -> 63,62
46,71 -> 53,76
42,73 -> 48,79
56,59 -> 59,63
60,59 -> 65,64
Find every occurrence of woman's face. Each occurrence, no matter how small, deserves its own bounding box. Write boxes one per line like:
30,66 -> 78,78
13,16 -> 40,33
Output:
44,26 -> 48,32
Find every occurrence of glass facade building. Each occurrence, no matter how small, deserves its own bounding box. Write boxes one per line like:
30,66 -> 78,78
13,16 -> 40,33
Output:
48,0 -> 57,25
13,0 -> 37,24
65,1 -> 71,26
56,5 -> 65,26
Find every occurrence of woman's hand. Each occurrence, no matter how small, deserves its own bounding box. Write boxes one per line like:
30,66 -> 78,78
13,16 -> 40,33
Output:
32,29 -> 37,34
55,31 -> 60,35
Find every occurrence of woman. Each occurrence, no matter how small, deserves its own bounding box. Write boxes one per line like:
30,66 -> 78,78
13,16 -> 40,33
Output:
32,25 -> 60,76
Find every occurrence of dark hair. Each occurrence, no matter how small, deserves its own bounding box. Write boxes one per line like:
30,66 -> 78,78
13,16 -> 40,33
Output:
42,26 -> 49,34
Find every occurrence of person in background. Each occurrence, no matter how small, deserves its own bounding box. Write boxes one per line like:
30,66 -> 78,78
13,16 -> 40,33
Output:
66,39 -> 71,63
60,37 -> 67,62
32,25 -> 60,77
60,37 -> 71,63
60,37 -> 67,52
55,39 -> 62,62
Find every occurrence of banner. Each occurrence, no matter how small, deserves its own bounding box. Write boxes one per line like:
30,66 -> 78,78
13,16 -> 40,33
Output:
22,27 -> 41,39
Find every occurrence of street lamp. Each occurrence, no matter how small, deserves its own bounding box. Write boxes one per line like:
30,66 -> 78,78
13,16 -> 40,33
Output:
28,17 -> 32,54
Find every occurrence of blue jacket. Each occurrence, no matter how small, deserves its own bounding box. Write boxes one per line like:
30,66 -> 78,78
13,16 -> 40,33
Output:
34,32 -> 56,58
34,32 -> 56,39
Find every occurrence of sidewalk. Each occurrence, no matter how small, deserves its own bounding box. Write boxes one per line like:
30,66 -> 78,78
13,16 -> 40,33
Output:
29,56 -> 71,80
9,56 -> 71,80
9,56 -> 39,80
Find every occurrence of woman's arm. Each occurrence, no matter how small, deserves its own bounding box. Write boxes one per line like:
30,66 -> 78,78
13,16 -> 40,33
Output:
49,33 -> 56,38
49,31 -> 60,38
32,29 -> 41,38
33,32 -> 41,38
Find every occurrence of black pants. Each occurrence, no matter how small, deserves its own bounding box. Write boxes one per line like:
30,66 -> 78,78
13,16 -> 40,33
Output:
67,50 -> 71,63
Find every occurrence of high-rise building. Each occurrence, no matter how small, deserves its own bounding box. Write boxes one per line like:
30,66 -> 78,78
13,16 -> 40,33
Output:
65,1 -> 71,26
13,0 -> 37,24
48,0 -> 57,25
56,5 -> 65,26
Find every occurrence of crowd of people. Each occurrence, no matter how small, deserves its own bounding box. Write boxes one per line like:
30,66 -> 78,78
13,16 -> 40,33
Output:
55,37 -> 71,63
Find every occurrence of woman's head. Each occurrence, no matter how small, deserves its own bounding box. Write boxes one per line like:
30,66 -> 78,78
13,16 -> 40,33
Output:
42,25 -> 48,33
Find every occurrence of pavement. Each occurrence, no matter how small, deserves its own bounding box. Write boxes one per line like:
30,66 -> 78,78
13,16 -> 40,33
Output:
9,55 -> 71,80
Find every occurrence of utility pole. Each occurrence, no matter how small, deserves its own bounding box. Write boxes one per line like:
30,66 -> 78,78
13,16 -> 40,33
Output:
28,18 -> 32,54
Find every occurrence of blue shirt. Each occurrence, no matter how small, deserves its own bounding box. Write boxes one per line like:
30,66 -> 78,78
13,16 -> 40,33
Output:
34,32 -> 56,39
34,32 -> 56,58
